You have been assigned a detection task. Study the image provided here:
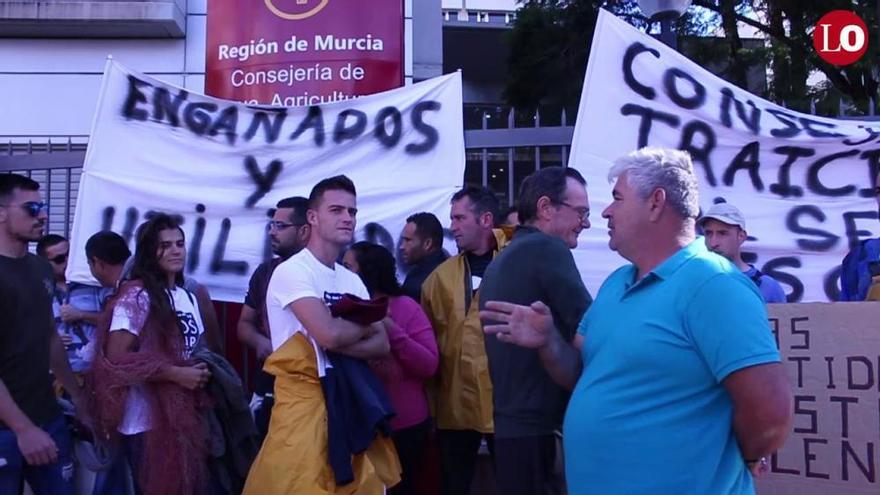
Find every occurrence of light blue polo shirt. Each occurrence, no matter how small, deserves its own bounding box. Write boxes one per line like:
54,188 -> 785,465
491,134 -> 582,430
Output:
563,239 -> 780,495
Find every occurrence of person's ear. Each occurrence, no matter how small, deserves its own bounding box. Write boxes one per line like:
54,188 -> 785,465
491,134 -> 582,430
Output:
535,196 -> 553,221
480,212 -> 495,229
647,188 -> 667,222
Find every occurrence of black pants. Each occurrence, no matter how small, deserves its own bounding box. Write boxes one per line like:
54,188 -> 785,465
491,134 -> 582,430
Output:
388,419 -> 431,495
437,429 -> 494,495
493,434 -> 565,495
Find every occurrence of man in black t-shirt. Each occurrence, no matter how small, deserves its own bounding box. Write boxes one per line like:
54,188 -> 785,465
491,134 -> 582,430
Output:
236,196 -> 310,440
479,167 -> 593,495
0,174 -> 86,495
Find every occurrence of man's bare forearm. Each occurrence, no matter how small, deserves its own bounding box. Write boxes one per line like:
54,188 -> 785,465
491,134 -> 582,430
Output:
334,326 -> 390,359
538,330 -> 582,391
237,316 -> 270,352
0,379 -> 33,433
325,318 -> 374,349
78,311 -> 99,326
726,363 -> 794,462
734,413 -> 791,462
49,332 -> 83,404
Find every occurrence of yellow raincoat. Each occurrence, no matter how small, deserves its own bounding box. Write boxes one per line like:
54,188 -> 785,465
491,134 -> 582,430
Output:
866,279 -> 880,300
421,228 -> 511,433
243,333 -> 401,495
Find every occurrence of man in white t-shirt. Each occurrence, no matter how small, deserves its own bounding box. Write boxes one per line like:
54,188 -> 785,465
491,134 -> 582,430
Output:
244,175 -> 397,494
265,175 -> 389,358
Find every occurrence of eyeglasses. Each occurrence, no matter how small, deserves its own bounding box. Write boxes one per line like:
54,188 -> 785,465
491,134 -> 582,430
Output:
267,220 -> 306,232
0,201 -> 48,218
49,253 -> 68,265
556,201 -> 590,221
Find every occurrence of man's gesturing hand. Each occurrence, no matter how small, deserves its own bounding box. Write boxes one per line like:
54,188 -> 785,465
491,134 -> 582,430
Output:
480,301 -> 554,349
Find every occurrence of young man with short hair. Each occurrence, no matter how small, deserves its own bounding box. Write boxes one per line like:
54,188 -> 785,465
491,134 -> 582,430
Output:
0,174 -> 86,494
399,212 -> 447,302
236,196 -> 311,440
244,176 -> 398,494
38,234 -> 110,374
85,231 -> 131,289
700,202 -> 786,303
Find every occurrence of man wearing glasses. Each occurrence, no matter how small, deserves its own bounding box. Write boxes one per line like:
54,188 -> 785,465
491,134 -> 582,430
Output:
37,234 -> 108,376
0,174 -> 86,494
479,166 -> 593,495
237,196 -> 311,440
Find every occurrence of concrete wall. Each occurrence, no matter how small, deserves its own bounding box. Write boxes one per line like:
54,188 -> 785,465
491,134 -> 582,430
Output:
0,0 -> 416,138
442,0 -> 517,10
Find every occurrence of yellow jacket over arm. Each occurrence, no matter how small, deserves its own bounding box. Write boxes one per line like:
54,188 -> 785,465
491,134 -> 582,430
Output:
243,333 -> 400,495
420,228 -> 510,433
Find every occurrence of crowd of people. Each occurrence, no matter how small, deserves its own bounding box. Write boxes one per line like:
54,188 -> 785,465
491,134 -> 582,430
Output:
3,145 -> 879,494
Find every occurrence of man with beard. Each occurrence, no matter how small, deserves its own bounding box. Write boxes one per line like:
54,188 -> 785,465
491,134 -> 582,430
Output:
399,212 -> 447,302
0,174 -> 86,494
237,196 -> 310,440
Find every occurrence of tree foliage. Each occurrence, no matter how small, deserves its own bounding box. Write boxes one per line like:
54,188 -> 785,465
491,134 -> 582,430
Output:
504,0 -> 880,116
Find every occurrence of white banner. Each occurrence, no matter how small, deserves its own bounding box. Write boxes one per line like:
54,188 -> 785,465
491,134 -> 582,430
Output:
570,10 -> 879,302
68,60 -> 465,302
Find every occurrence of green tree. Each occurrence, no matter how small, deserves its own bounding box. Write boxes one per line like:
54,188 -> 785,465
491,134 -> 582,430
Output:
505,0 -> 880,116
503,1 -> 647,112
694,0 -> 879,114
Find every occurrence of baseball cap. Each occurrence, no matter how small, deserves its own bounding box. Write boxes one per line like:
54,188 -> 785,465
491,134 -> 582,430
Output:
699,203 -> 746,230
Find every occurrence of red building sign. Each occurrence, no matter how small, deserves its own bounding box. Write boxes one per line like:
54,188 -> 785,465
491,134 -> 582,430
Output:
206,0 -> 404,105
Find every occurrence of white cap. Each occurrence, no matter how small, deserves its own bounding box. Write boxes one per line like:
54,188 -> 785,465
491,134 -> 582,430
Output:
699,203 -> 746,230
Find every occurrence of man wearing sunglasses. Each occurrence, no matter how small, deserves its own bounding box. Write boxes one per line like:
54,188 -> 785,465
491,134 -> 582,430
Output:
237,196 -> 311,441
0,174 -> 86,494
37,234 -> 109,377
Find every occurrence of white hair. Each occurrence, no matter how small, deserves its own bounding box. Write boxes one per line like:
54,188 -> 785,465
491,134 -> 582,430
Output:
607,147 -> 700,219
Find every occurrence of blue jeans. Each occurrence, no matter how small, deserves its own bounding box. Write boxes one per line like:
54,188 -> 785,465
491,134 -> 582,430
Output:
91,452 -> 129,495
0,414 -> 75,495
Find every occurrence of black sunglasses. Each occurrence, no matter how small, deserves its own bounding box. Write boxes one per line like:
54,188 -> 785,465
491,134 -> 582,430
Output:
49,253 -> 68,265
0,201 -> 48,218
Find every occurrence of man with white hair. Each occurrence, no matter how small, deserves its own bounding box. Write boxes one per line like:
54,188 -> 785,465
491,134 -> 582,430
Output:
480,148 -> 793,494
699,202 -> 786,303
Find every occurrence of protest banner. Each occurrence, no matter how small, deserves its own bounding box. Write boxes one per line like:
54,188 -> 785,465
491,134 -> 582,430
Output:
66,59 -> 464,302
570,10 -> 879,301
759,302 -> 880,494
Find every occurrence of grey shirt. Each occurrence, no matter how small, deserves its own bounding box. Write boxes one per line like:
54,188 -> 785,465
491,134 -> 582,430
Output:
480,226 -> 592,439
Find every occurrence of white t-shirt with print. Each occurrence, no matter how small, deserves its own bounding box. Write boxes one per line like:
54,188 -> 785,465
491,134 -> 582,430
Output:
109,286 -> 205,435
266,248 -> 369,374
